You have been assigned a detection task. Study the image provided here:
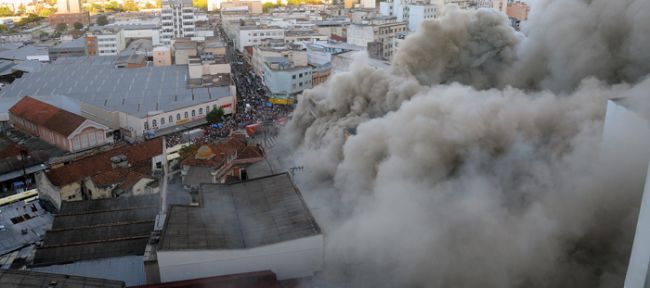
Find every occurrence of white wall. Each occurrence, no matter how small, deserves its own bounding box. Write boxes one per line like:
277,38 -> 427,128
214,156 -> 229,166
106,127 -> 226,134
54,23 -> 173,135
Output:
347,25 -> 374,47
157,235 -> 323,282
609,100 -> 650,288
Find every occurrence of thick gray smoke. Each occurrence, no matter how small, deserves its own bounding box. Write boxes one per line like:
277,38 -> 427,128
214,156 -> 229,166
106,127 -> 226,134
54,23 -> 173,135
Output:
281,0 -> 650,287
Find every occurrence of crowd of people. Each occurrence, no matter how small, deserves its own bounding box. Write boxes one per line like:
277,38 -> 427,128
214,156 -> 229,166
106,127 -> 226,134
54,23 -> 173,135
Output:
163,44 -> 292,149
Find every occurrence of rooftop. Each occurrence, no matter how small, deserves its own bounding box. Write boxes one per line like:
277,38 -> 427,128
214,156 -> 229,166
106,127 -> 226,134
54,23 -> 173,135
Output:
45,138 -> 162,187
0,129 -> 65,180
0,199 -> 54,257
49,37 -> 86,50
130,270 -> 279,288
0,269 -> 125,288
0,44 -> 48,61
0,56 -> 232,118
9,96 -> 89,137
32,194 -> 160,266
159,173 -> 321,251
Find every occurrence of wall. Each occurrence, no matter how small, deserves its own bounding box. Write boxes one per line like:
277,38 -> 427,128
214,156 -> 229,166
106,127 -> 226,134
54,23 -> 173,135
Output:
83,177 -> 113,200
174,48 -> 197,65
153,49 -> 172,66
132,178 -> 155,196
35,172 -> 61,210
347,24 -> 374,47
157,235 -> 323,282
59,182 -> 82,202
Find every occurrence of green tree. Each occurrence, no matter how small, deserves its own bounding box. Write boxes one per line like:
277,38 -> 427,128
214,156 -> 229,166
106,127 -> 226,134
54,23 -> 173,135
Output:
263,2 -> 275,13
123,0 -> 139,11
73,22 -> 83,30
44,0 -> 57,7
15,14 -> 43,27
156,0 -> 162,8
55,22 -> 67,33
206,108 -> 225,124
0,24 -> 7,32
104,1 -> 121,12
96,15 -> 109,26
193,0 -> 207,10
287,0 -> 301,6
17,4 -> 26,15
144,3 -> 156,9
0,6 -> 13,17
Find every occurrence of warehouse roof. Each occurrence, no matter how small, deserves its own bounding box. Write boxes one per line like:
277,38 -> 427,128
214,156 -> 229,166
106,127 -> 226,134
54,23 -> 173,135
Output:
9,96 -> 89,137
0,269 -> 125,288
32,194 -> 160,266
159,173 -> 321,250
0,56 -> 232,118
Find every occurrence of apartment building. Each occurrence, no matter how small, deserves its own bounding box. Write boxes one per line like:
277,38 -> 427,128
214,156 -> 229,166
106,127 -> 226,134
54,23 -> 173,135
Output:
380,0 -> 437,31
160,0 -> 196,45
347,17 -> 407,59
262,57 -> 312,100
57,0 -> 81,13
252,45 -> 307,77
234,26 -> 285,52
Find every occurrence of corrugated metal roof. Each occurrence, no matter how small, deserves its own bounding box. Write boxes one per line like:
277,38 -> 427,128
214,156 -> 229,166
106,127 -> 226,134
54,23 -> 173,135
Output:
0,56 -> 232,118
32,194 -> 160,266
159,173 -> 321,251
0,269 -> 125,288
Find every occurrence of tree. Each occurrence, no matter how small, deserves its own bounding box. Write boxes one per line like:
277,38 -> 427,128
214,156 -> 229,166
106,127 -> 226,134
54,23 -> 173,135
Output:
193,0 -> 207,11
0,24 -> 7,32
44,0 -> 57,7
96,15 -> 108,26
104,1 -> 121,12
0,6 -> 13,17
156,0 -> 162,8
144,3 -> 156,9
17,4 -> 26,15
55,22 -> 67,33
263,2 -> 276,13
206,108 -> 225,124
73,22 -> 83,30
123,0 -> 139,11
287,0 -> 301,6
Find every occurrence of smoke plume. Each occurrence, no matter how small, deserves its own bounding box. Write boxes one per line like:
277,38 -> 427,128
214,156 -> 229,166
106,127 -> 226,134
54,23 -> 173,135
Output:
280,0 -> 650,287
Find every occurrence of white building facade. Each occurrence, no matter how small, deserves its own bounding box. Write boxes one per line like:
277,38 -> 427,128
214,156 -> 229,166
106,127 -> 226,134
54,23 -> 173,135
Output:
160,0 -> 196,45
235,27 -> 285,52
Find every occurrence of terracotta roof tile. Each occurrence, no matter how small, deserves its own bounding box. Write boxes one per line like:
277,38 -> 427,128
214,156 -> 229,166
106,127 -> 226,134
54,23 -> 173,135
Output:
46,138 -> 162,187
9,96 -> 86,136
181,137 -> 247,167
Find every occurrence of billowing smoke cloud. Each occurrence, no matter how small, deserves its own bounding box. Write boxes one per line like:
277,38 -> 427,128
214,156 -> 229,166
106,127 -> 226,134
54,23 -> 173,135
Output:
280,0 -> 650,287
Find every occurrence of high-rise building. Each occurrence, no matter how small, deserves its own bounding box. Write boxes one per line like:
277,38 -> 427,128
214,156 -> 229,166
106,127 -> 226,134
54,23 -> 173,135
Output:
57,0 -> 81,13
160,0 -> 196,45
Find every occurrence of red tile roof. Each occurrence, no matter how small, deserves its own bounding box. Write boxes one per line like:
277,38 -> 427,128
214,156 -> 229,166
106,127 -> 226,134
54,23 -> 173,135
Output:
181,137 -> 247,167
9,96 -> 87,137
46,138 -> 162,187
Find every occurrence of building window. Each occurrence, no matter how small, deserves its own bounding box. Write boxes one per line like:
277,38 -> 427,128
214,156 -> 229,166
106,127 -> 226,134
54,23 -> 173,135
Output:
184,111 -> 189,118
152,119 -> 157,127
169,115 -> 173,123
191,110 -> 195,117
89,131 -> 96,146
144,122 -> 149,130
199,108 -> 203,115
161,117 -> 165,125
177,113 -> 181,120
292,75 -> 296,79
206,106 -> 210,113
73,137 -> 81,150
81,134 -> 88,148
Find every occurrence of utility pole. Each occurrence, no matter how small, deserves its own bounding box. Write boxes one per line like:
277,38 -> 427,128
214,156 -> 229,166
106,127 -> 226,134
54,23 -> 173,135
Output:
160,136 -> 168,214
